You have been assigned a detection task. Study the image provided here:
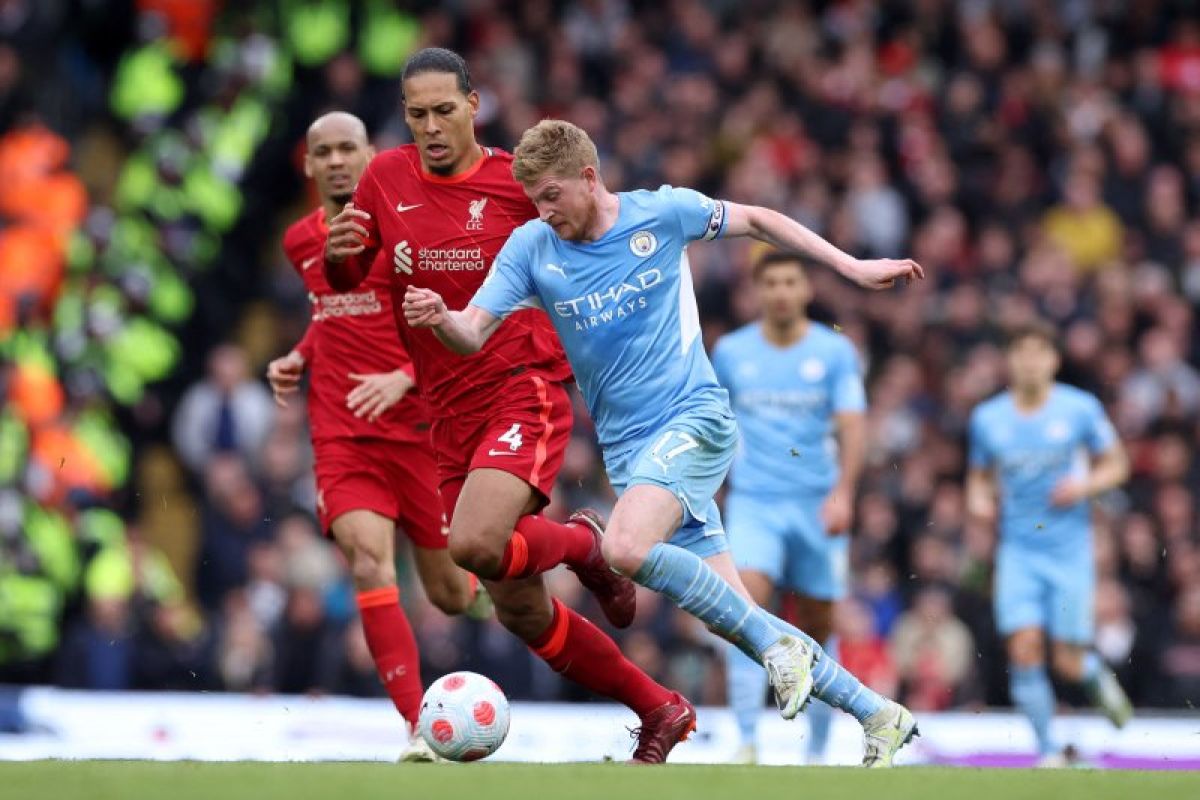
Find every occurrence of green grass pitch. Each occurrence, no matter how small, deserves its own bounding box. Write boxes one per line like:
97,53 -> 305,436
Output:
4,762 -> 1199,800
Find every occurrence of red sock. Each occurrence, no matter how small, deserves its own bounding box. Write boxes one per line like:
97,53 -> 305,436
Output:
497,515 -> 595,579
357,586 -> 422,729
529,598 -> 673,716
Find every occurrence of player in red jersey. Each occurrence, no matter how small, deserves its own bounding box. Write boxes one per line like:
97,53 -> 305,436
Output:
267,111 -> 488,762
323,49 -> 694,763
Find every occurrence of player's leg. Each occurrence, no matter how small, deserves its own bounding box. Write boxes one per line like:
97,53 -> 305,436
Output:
446,467 -> 591,578
706,550 -> 913,767
1046,565 -> 1132,729
722,492 -> 784,763
998,549 -> 1060,761
330,509 -> 423,732
786,493 -> 851,764
446,378 -> 635,626
603,483 -> 816,719
440,473 -> 691,763
390,443 -> 488,619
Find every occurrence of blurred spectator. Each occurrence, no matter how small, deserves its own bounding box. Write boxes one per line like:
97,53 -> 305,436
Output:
891,586 -> 976,711
171,344 -> 275,475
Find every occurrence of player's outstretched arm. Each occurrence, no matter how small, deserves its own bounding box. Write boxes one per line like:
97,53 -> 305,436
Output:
403,286 -> 502,355
722,202 -> 925,289
323,202 -> 378,291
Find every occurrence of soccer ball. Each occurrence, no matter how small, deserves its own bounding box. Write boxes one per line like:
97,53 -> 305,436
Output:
418,671 -> 511,761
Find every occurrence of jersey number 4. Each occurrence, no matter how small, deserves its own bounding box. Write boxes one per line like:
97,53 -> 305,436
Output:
498,423 -> 524,452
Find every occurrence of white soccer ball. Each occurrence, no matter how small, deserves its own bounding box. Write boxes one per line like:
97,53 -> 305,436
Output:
418,671 -> 511,761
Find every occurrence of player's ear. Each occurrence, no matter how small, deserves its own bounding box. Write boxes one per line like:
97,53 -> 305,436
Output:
303,153 -> 313,179
467,90 -> 480,118
365,144 -> 377,160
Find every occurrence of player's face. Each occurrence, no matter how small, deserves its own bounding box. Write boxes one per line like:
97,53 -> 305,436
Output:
756,262 -> 810,325
525,169 -> 596,242
402,72 -> 479,176
304,120 -> 373,205
1007,336 -> 1060,392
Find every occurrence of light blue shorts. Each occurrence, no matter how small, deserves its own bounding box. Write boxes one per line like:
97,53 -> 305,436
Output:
726,490 -> 849,600
604,409 -> 736,560
995,545 -> 1094,644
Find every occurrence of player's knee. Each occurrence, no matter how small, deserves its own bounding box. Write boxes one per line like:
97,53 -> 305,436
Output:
600,528 -> 649,577
1007,632 -> 1044,668
448,526 -> 505,578
348,546 -> 395,590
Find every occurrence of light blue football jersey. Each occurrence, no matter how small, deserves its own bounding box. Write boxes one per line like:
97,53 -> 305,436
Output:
472,185 -> 731,450
968,383 -> 1118,554
713,321 -> 865,495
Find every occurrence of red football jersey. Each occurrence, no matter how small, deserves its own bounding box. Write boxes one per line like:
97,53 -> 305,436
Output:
324,144 -> 571,417
283,207 -> 429,444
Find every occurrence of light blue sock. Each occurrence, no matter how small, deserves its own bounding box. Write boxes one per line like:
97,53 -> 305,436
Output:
764,612 -> 887,722
633,543 -> 783,658
725,640 -> 766,747
1010,665 -> 1058,756
804,637 -> 837,761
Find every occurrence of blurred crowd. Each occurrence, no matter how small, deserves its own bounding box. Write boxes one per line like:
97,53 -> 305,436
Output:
3,0 -> 1200,715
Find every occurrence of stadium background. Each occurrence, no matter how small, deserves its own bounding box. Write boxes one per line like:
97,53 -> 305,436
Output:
1,0 -> 1199,726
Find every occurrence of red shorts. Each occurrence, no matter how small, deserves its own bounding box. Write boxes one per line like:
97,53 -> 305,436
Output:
313,437 -> 448,549
431,372 -> 573,520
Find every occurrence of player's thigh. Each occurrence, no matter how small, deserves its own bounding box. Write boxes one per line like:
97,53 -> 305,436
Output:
452,467 -> 542,540
995,547 -> 1049,644
725,491 -> 788,589
602,483 -> 686,573
483,574 -> 554,641
785,494 -> 849,604
330,509 -> 397,588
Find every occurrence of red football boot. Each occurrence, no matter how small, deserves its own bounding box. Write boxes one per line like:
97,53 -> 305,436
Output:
628,693 -> 697,764
566,508 -> 637,628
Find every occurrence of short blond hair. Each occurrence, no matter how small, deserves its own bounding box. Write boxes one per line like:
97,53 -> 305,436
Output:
512,119 -> 599,184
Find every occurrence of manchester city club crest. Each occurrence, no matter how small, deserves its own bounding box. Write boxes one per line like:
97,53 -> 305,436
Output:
629,230 -> 658,257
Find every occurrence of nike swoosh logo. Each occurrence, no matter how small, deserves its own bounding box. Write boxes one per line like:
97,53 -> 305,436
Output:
301,257 -> 317,270
487,449 -> 519,457
396,202 -> 423,213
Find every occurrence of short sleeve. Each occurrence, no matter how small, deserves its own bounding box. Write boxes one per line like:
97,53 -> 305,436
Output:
1082,395 -> 1118,454
661,185 -> 728,243
967,408 -> 993,469
831,338 -> 867,413
472,225 -> 542,319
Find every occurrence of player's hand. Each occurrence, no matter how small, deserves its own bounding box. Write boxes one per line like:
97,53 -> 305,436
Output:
404,286 -> 448,328
848,258 -> 925,290
346,370 -> 415,422
821,484 -> 854,535
1050,477 -> 1088,507
266,351 -> 306,407
325,202 -> 372,264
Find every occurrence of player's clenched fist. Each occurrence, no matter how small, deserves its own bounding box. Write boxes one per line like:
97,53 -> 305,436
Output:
404,286 -> 448,328
848,258 -> 925,290
324,202 -> 372,263
266,350 -> 306,407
